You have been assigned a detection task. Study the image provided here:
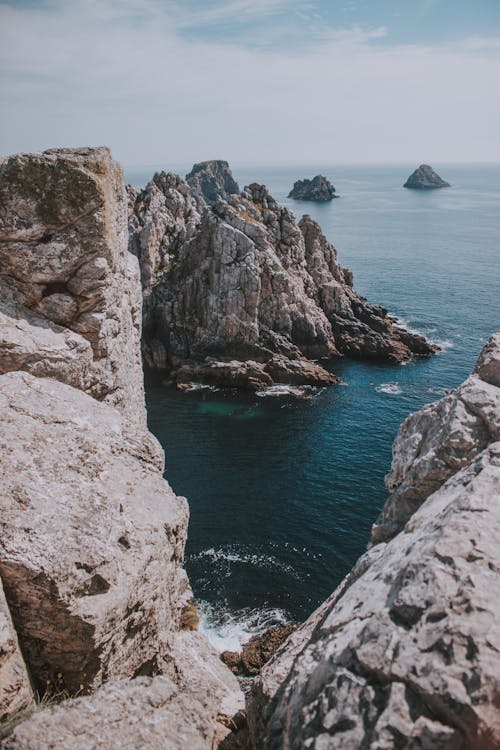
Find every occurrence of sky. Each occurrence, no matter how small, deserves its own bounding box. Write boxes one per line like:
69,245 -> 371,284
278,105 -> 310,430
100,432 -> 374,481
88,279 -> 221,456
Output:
1,0 -> 500,166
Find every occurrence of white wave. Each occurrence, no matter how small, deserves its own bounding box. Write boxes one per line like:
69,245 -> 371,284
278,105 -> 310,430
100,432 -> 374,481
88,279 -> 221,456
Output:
197,600 -> 291,653
375,382 -> 403,395
433,338 -> 454,351
394,317 -> 454,352
189,546 -> 298,577
180,382 -> 219,392
255,384 -> 317,398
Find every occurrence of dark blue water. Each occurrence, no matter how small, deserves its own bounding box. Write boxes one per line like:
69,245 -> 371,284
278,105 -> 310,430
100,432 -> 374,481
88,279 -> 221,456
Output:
132,164 -> 500,648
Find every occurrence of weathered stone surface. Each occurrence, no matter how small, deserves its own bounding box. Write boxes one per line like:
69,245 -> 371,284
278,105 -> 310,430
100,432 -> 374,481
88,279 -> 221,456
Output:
249,443 -> 500,750
0,147 -> 146,428
248,336 -> 500,749
372,333 -> 500,542
0,579 -> 33,723
221,625 -> 297,677
186,160 -> 240,205
0,371 -> 190,695
0,676 -> 220,750
132,178 -> 435,387
403,164 -> 450,189
288,175 -> 336,201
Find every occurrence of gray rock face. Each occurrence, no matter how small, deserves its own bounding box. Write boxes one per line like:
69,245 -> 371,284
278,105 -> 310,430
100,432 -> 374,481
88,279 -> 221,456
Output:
1,675 -> 225,750
248,335 -> 500,750
130,179 -> 436,388
288,175 -> 336,201
403,164 -> 450,189
0,580 -> 34,722
372,332 -> 500,542
0,147 -> 146,428
185,160 -> 239,205
0,370 -> 190,695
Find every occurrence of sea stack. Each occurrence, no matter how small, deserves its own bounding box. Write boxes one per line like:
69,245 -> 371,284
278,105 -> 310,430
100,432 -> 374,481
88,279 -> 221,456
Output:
288,175 -> 337,201
403,164 -> 450,189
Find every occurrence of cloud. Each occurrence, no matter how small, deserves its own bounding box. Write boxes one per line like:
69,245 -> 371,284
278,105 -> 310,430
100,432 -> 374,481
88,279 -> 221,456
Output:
0,0 -> 499,166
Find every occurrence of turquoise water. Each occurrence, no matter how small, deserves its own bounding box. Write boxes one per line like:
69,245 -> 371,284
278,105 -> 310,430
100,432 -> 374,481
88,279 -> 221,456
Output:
135,164 -> 500,644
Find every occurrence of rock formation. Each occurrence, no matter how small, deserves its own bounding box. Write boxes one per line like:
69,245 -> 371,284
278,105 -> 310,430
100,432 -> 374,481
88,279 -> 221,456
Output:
0,148 -> 243,747
0,147 -> 146,429
247,333 -> 500,749
186,160 -> 239,205
288,175 -> 336,201
0,582 -> 33,723
221,625 -> 297,677
403,164 -> 450,189
129,166 -> 436,389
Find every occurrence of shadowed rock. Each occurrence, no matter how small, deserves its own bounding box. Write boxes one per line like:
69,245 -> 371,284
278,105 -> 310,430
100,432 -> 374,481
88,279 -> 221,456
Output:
288,175 -> 336,201
404,164 -> 450,189
186,160 -> 240,205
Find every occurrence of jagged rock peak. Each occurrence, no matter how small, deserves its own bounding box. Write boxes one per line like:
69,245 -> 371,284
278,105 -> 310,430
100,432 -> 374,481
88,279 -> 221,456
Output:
403,164 -> 450,189
185,159 -> 239,205
248,333 -> 500,749
288,174 -> 337,201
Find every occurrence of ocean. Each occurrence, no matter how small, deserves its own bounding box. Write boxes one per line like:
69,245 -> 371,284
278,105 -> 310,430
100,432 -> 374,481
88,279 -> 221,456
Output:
127,163 -> 500,651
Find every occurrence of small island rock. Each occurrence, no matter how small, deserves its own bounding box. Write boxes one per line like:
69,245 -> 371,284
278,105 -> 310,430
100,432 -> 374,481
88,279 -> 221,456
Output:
288,175 -> 336,201
403,164 -> 450,189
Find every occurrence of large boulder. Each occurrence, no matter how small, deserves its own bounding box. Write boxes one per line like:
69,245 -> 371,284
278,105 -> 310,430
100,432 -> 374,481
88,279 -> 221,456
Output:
0,371 -> 189,695
0,675 -> 224,750
288,175 -> 336,201
0,580 -> 34,723
372,332 -> 500,542
403,164 -> 450,189
0,147 -> 146,428
248,335 -> 500,749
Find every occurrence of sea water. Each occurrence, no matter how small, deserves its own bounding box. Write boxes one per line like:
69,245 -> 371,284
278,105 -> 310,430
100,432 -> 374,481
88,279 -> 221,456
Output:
127,164 -> 500,650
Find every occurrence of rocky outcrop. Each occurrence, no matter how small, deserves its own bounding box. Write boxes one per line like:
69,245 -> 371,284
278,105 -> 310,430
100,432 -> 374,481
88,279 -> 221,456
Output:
1,675 -> 228,750
0,147 -> 146,428
0,581 -> 33,723
131,177 -> 436,388
288,175 -> 336,201
247,334 -> 500,749
0,147 -> 244,743
221,625 -> 297,677
403,164 -> 450,189
186,160 -> 239,206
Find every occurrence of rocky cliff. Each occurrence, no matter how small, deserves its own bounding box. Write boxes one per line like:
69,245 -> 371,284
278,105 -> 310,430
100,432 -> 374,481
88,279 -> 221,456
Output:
247,333 -> 500,750
0,148 -> 243,747
404,164 -> 450,189
288,175 -> 337,201
129,165 -> 436,389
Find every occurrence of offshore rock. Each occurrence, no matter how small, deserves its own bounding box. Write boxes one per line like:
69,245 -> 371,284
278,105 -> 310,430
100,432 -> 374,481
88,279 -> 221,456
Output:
0,580 -> 34,722
288,175 -> 336,201
372,332 -> 500,542
186,160 -> 240,206
0,371 -> 189,695
0,147 -> 146,428
248,336 -> 500,749
1,676 -> 222,750
403,164 -> 450,189
134,180 -> 435,387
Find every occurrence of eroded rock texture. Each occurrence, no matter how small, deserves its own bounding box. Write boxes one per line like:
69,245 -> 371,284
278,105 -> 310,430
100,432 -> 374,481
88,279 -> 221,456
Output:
129,167 -> 436,389
0,371 -> 189,695
0,147 -> 146,428
403,164 -> 450,189
372,332 -> 500,542
248,335 -> 500,750
186,160 -> 240,205
1,676 -> 224,750
288,175 -> 336,201
0,580 -> 33,722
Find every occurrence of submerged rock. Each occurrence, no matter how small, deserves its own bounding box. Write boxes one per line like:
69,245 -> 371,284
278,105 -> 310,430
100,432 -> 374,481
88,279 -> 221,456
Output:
129,172 -> 436,389
403,164 -> 450,189
185,160 -> 239,205
288,175 -> 336,201
247,334 -> 500,749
